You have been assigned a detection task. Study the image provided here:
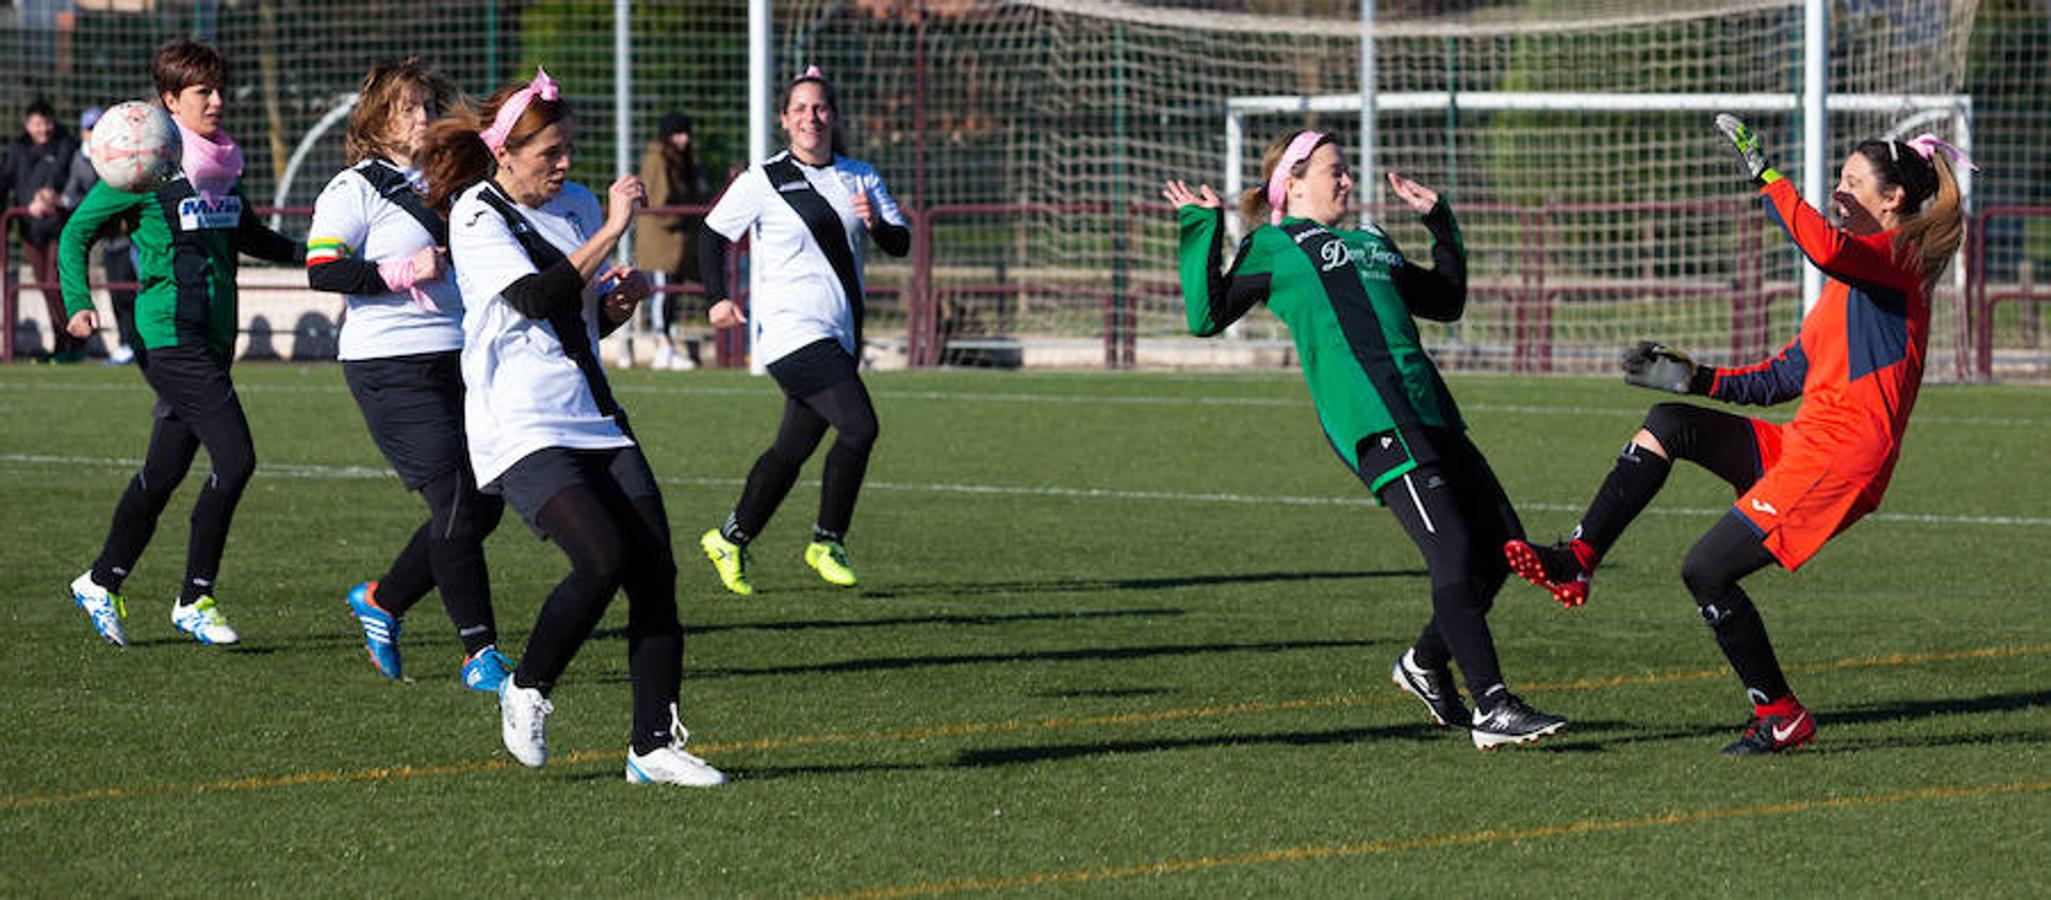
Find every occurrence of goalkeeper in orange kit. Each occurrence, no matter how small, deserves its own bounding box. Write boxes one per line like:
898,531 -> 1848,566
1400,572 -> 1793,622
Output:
1503,115 -> 1972,755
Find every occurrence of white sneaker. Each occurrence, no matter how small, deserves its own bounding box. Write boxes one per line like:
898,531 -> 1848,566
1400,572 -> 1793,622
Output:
652,343 -> 679,370
625,710 -> 727,787
70,571 -> 128,647
499,679 -> 552,767
171,596 -> 240,645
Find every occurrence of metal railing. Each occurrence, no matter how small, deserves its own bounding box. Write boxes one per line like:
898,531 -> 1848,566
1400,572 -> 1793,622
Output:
1964,205 -> 2051,381
9,201 -> 2044,379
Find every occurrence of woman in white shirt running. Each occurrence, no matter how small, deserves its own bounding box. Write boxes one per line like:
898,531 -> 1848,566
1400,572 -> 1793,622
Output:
420,67 -> 724,788
696,67 -> 910,596
306,57 -> 511,693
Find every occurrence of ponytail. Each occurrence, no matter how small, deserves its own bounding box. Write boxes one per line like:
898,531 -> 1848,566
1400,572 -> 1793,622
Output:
421,105 -> 490,214
1854,138 -> 1968,284
1237,185 -> 1269,235
419,81 -> 572,215
1895,151 -> 1964,283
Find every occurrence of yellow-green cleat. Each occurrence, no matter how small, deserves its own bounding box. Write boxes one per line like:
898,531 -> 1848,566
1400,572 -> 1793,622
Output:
699,529 -> 754,596
804,540 -> 859,588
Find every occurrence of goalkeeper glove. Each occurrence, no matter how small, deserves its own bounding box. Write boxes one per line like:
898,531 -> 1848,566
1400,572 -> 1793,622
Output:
1713,114 -> 1783,187
1622,341 -> 1712,395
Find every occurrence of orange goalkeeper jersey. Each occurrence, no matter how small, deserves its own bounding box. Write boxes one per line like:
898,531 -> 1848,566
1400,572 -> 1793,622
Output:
1706,179 -> 1931,569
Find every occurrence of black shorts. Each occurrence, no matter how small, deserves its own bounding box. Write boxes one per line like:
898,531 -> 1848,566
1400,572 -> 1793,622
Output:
344,351 -> 470,490
142,344 -> 242,425
767,337 -> 859,398
488,445 -> 661,539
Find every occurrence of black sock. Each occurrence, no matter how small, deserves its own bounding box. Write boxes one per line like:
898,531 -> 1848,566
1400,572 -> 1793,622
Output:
178,578 -> 212,606
377,521 -> 436,616
90,562 -> 130,594
1683,513 -> 1789,706
1575,443 -> 1671,556
1429,581 -> 1505,703
1476,683 -> 1510,713
812,526 -> 843,544
719,512 -> 753,546
1707,598 -> 1792,704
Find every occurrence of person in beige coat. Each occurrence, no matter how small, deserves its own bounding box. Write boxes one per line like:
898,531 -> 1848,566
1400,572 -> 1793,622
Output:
629,111 -> 711,369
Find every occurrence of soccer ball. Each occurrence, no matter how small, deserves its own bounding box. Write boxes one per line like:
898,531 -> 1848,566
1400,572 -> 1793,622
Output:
88,101 -> 182,194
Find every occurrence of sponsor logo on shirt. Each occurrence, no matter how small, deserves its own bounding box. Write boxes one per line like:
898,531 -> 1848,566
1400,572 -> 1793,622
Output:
177,194 -> 242,231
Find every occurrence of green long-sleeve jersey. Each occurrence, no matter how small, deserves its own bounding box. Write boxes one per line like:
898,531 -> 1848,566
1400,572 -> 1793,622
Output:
59,177 -> 304,358
1177,203 -> 1468,492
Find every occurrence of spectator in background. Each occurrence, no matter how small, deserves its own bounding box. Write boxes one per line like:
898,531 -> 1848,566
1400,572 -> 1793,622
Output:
61,106 -> 137,365
630,111 -> 710,370
9,98 -> 81,361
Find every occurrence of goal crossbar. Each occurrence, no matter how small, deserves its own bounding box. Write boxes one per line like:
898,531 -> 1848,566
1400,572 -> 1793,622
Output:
1223,91 -> 1973,207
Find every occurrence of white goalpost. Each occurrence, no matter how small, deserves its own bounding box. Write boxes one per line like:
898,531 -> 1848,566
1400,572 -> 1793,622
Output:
1225,89 -> 1974,309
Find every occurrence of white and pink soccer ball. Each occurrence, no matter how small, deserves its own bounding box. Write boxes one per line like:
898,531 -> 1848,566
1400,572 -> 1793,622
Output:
88,101 -> 181,194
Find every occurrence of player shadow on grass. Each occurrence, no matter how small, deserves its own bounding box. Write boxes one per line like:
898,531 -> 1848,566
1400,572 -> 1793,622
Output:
1540,689 -> 2051,753
716,723 -> 1456,782
662,637 -> 1382,681
673,606 -> 1189,637
854,568 -> 1429,601
119,630 -> 392,653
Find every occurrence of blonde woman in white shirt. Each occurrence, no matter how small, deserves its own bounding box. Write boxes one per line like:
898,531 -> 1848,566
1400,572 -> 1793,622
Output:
696,67 -> 910,596
421,68 -> 724,788
307,57 -> 511,693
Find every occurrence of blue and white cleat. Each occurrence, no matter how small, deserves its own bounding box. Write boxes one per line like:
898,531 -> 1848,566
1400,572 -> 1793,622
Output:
625,707 -> 727,788
345,581 -> 403,679
461,645 -> 516,693
172,596 -> 241,646
70,571 -> 128,648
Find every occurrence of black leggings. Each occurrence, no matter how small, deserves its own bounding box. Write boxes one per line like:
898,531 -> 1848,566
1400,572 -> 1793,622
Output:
93,348 -> 256,602
372,467 -> 506,655
727,374 -> 880,543
1636,404 -> 1792,702
514,451 -> 682,754
1373,431 -> 1522,700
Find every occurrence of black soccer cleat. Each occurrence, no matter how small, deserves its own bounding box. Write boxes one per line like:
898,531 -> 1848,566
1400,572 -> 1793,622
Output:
1391,648 -> 1468,728
1719,707 -> 1816,756
1470,693 -> 1568,749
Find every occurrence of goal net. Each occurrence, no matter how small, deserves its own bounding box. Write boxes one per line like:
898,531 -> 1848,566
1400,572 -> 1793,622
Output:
788,0 -> 1982,374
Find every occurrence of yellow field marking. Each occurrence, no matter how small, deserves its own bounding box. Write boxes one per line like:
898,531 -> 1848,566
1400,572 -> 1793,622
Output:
5,642 -> 2046,810
827,779 -> 2051,898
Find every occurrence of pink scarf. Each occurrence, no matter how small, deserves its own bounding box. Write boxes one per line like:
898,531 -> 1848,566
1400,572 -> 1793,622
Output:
180,126 -> 244,204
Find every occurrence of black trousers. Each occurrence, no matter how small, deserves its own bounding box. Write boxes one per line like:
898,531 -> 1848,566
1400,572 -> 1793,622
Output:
92,346 -> 256,601
725,338 -> 879,543
1368,427 -> 1522,700
344,352 -> 504,653
494,446 -> 682,753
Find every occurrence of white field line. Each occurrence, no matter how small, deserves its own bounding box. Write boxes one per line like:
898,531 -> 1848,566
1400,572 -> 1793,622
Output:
11,378 -> 2048,427
5,452 -> 2047,529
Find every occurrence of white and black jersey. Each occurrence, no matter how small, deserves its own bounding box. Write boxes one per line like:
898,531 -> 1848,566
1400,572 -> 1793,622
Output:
450,180 -> 632,486
306,160 -> 463,361
701,152 -> 907,366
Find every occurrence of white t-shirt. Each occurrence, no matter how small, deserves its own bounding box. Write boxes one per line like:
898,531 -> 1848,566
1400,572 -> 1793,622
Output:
450,180 -> 632,485
308,161 -> 464,360
701,151 -> 906,366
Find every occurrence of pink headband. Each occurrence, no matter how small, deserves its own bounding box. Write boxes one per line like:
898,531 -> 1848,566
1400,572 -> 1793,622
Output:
796,65 -> 825,84
481,67 -> 559,152
1904,133 -> 1978,172
1267,131 -> 1326,225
